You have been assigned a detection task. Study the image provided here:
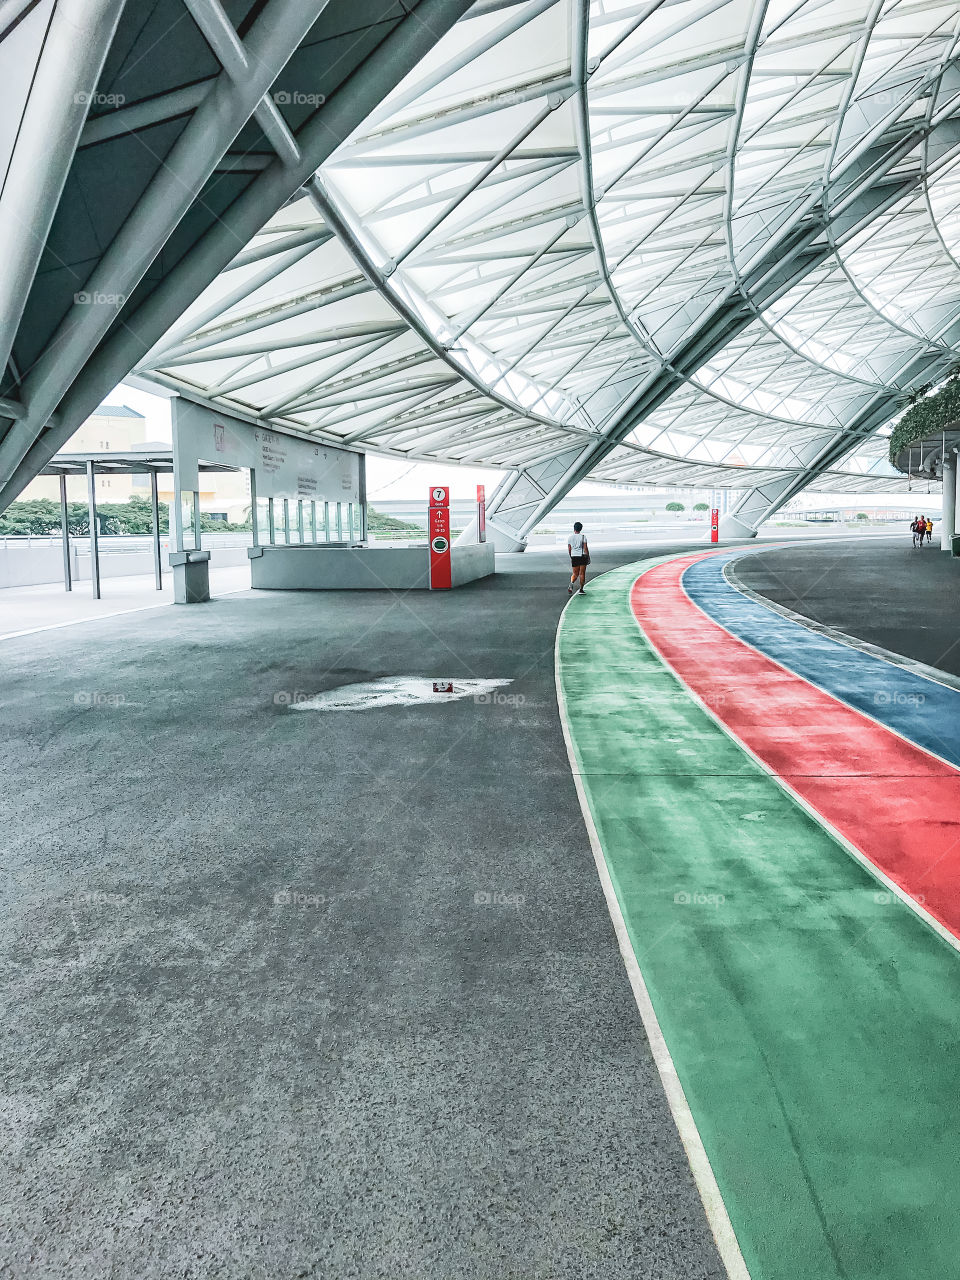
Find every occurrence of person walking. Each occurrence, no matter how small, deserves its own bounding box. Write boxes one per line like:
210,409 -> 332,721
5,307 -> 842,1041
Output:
926,516 -> 934,544
568,521 -> 589,595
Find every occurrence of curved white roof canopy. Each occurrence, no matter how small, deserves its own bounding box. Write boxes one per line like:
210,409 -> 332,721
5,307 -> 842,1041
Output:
137,0 -> 960,539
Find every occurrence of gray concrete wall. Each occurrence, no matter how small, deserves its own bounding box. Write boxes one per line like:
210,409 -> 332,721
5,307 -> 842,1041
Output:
451,541 -> 495,586
249,543 -> 494,590
74,549 -> 158,582
250,545 -> 427,590
0,543 -> 66,588
0,541 -> 249,588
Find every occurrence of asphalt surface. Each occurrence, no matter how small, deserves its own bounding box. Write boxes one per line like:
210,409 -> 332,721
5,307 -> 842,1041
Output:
735,536 -> 960,677
0,543 -> 726,1280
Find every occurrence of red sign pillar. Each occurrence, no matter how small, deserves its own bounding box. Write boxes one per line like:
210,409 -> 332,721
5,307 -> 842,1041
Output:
711,507 -> 720,543
477,484 -> 486,543
429,485 -> 452,589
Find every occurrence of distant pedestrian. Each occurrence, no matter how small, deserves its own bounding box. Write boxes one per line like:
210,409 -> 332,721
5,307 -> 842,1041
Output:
568,522 -> 589,595
926,517 -> 934,544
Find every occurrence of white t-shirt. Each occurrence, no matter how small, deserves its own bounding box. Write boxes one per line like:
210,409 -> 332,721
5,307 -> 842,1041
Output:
569,531 -> 585,555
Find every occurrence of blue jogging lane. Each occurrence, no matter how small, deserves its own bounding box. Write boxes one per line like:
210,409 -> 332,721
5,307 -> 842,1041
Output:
683,549 -> 960,771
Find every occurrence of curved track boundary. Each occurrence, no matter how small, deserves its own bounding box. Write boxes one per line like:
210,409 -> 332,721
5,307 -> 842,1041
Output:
557,548 -> 960,1280
556,561 -> 751,1280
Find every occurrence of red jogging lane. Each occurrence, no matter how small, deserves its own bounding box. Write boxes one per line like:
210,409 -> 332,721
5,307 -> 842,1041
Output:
631,552 -> 960,942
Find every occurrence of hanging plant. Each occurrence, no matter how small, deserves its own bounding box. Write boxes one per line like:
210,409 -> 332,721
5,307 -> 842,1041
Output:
889,369 -> 960,464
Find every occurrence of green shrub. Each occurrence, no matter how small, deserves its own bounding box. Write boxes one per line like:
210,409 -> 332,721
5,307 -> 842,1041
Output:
888,370 -> 960,462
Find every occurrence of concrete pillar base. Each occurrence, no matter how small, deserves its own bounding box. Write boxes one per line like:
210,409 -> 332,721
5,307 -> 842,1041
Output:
170,550 -> 211,603
946,454 -> 960,551
947,453 -> 960,547
246,543 -> 494,589
486,518 -> 527,553
718,513 -> 758,540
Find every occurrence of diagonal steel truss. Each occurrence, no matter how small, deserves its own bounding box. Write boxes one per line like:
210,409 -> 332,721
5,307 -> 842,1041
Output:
8,0 -> 960,534
0,0 -> 477,514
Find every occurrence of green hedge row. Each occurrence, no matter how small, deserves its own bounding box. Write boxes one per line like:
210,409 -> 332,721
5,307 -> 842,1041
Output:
888,368 -> 960,464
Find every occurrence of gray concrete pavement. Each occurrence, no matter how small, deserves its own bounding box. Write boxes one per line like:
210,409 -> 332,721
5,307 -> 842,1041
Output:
0,543 -> 726,1280
0,566 -> 251,640
736,536 -> 960,677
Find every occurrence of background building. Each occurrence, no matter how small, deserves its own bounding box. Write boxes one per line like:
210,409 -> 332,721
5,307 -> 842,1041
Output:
20,405 -> 251,523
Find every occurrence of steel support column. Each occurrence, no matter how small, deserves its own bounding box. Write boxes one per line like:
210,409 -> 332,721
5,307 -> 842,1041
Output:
250,468 -> 259,546
150,469 -> 163,589
941,453 -> 956,550
0,0 -> 327,493
946,451 -> 960,552
0,0 -> 125,381
86,460 -> 100,600
59,473 -> 72,592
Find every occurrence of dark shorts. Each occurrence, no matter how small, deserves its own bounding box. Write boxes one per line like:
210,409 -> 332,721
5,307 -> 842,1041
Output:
571,556 -> 587,567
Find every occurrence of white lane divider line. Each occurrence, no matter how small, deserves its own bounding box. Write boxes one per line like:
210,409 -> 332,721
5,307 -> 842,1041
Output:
556,559 -> 751,1280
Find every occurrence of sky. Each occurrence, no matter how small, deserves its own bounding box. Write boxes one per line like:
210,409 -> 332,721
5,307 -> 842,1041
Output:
103,382 -> 924,511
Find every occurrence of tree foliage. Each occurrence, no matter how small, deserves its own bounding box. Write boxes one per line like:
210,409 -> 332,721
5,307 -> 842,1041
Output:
0,496 -> 422,538
888,373 -> 960,463
366,506 -> 423,533
665,501 -> 685,512
0,497 -> 98,536
0,495 -> 207,536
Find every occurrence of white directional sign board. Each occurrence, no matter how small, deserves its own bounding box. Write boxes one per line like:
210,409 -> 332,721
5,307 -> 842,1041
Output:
172,398 -> 362,502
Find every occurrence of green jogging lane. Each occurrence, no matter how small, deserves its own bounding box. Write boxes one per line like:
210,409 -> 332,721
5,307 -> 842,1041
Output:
556,554 -> 960,1280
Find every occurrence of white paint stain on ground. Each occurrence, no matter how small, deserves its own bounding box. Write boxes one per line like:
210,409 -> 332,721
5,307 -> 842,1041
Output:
289,677 -> 513,712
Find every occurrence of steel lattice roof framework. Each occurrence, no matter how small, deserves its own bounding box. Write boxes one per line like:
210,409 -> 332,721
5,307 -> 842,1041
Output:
0,0 -> 475,515
137,0 -> 960,542
4,0 -> 960,540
